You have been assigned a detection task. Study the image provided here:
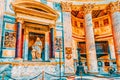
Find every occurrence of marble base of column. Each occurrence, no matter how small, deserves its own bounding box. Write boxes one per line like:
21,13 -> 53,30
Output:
14,57 -> 23,61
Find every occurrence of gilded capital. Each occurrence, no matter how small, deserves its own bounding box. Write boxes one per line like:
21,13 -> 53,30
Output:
107,1 -> 120,13
16,17 -> 24,24
82,4 -> 94,14
61,2 -> 72,12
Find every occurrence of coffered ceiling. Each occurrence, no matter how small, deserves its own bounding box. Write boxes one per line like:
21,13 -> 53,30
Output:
71,10 -> 108,19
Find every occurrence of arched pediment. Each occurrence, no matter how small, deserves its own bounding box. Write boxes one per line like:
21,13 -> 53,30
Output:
12,0 -> 59,25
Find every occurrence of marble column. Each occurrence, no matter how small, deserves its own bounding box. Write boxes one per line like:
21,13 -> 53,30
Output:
45,31 -> 49,61
50,25 -> 55,58
23,27 -> 29,60
83,4 -> 98,73
108,1 -> 120,73
61,2 -> 74,74
15,18 -> 23,59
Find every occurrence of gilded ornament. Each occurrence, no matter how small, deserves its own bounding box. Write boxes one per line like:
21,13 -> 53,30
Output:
61,2 -> 72,12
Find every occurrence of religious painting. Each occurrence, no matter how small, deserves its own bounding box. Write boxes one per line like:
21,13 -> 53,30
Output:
4,32 -> 16,48
103,18 -> 109,26
94,21 -> 99,28
65,47 -> 72,60
28,32 -> 45,61
55,37 -> 62,51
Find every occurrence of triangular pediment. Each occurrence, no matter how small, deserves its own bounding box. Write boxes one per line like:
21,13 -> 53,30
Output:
12,0 -> 58,20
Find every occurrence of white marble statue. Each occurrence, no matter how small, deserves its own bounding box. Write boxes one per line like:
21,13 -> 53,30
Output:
32,37 -> 42,60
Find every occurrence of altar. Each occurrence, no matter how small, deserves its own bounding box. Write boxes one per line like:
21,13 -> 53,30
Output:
11,0 -> 58,61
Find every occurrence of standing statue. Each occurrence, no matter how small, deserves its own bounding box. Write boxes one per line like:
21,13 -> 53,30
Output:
32,37 -> 42,60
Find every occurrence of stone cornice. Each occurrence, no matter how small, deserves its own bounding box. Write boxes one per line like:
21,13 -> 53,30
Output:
16,13 -> 56,25
107,1 -> 120,13
61,2 -> 72,12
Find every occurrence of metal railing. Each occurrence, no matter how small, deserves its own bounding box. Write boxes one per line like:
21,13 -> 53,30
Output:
2,71 -> 75,80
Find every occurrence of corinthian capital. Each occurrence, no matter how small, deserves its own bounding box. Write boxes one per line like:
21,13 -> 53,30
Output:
82,4 -> 94,14
107,1 -> 120,13
61,2 -> 72,12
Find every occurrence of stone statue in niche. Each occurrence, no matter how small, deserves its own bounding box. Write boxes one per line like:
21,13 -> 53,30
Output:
32,37 -> 42,60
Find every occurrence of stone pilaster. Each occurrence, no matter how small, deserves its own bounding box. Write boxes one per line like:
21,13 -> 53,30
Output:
61,2 -> 75,74
83,4 -> 98,73
108,1 -> 120,73
15,18 -> 24,59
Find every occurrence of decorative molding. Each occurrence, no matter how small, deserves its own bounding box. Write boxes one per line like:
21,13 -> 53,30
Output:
16,13 -> 56,25
82,3 -> 95,14
61,2 -> 72,12
0,62 -> 64,66
107,1 -> 120,13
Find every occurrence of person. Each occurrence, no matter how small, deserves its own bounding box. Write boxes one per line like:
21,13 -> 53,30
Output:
32,37 -> 42,60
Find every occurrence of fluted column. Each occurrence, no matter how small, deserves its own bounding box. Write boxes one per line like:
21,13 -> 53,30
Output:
83,4 -> 98,73
107,1 -> 120,73
15,18 -> 24,59
61,2 -> 74,74
23,27 -> 29,60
